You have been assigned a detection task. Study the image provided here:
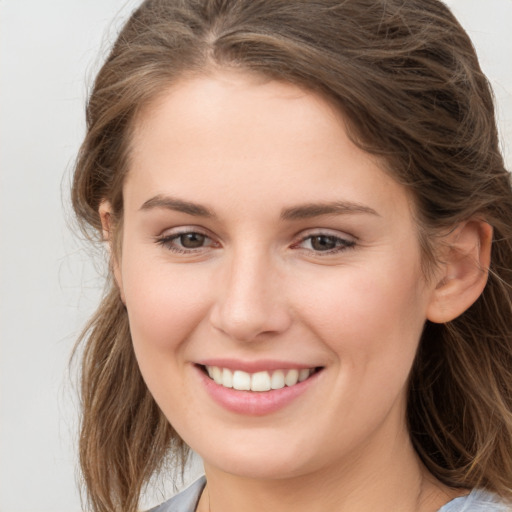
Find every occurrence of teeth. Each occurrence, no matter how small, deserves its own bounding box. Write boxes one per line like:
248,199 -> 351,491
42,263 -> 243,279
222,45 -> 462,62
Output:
212,366 -> 222,385
222,368 -> 233,388
205,366 -> 314,391
298,368 -> 310,382
271,370 -> 285,390
251,371 -> 271,392
285,369 -> 299,386
233,370 -> 251,390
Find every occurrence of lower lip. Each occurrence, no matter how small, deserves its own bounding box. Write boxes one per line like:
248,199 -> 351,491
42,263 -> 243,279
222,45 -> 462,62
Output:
196,366 -> 321,416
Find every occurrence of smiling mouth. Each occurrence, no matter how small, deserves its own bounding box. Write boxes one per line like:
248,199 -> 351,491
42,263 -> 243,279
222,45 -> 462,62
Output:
201,365 -> 322,392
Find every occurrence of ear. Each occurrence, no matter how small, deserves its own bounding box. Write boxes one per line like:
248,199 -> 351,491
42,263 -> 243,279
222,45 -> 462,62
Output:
98,200 -> 113,243
427,220 -> 492,324
99,201 -> 125,303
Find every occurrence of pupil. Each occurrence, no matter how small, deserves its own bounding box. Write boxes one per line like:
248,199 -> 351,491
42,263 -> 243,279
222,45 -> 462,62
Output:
311,235 -> 336,251
180,233 -> 205,248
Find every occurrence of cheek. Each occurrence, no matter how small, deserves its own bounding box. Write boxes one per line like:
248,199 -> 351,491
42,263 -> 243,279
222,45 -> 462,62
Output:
119,252 -> 215,422
296,257 -> 429,371
120,250 -> 212,355
296,262 -> 429,438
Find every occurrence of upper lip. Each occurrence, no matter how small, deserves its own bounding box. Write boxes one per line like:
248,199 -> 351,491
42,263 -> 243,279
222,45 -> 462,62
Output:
196,358 -> 321,373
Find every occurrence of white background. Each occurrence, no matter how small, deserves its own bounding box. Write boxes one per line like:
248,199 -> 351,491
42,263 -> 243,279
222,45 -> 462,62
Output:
0,1 -> 511,511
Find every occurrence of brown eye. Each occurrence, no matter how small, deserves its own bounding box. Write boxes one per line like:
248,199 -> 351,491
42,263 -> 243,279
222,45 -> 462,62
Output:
156,230 -> 218,254
295,233 -> 355,255
310,235 -> 338,251
179,233 -> 206,248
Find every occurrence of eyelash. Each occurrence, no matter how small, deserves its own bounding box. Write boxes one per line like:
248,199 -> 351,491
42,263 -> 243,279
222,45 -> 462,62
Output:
155,230 -> 356,255
155,230 -> 217,254
293,233 -> 356,255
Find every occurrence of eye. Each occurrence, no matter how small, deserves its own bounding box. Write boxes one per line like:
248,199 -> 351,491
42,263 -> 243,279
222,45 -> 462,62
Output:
295,233 -> 355,254
177,232 -> 207,249
155,230 -> 218,254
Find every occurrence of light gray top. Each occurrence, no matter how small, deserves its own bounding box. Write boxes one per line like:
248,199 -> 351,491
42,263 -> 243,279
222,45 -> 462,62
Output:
148,477 -> 205,512
438,488 -> 511,511
149,476 -> 511,512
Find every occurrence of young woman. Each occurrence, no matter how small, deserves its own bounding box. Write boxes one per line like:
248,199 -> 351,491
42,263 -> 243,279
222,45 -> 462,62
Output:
71,1 -> 512,511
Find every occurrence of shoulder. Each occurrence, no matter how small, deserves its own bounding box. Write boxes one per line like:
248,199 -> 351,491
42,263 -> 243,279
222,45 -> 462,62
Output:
147,476 -> 206,512
438,488 -> 512,511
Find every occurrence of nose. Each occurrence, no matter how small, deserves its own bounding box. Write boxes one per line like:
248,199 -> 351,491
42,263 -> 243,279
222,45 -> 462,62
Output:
209,248 -> 292,342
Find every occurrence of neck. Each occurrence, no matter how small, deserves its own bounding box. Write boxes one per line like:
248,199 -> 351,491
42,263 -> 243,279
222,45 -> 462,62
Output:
198,427 -> 458,512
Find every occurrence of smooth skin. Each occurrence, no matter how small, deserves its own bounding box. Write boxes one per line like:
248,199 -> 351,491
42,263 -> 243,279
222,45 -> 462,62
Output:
101,70 -> 491,512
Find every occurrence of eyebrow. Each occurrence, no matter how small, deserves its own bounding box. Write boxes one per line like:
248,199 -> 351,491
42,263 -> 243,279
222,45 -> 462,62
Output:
280,201 -> 379,220
139,195 -> 215,217
139,195 -> 378,220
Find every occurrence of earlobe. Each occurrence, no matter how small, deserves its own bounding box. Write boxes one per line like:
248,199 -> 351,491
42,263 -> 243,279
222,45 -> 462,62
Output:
427,220 -> 492,324
98,200 -> 126,303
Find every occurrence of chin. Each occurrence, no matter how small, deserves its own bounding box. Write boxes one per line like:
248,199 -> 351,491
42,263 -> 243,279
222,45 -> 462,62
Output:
196,433 -> 323,480
206,456 -> 312,481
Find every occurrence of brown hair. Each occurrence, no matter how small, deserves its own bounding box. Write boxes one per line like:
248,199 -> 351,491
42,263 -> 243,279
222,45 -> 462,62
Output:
72,1 -> 512,511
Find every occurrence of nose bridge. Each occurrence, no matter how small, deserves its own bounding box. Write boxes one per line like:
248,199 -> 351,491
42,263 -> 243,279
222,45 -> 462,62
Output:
210,242 -> 290,341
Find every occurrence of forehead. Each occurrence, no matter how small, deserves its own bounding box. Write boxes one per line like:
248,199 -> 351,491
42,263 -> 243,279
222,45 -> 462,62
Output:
124,70 -> 412,221
130,70 -> 344,160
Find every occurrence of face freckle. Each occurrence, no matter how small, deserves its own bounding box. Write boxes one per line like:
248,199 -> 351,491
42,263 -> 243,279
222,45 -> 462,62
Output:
116,70 -> 437,481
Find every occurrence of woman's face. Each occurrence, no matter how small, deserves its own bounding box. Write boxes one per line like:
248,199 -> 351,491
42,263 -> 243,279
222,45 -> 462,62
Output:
114,71 -> 440,479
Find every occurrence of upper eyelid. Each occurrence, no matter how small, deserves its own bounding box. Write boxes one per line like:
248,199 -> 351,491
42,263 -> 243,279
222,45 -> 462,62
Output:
293,227 -> 357,242
155,230 -> 219,254
293,234 -> 356,257
154,226 -> 356,245
157,225 -> 213,238
294,235 -> 355,248
154,227 -> 215,246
